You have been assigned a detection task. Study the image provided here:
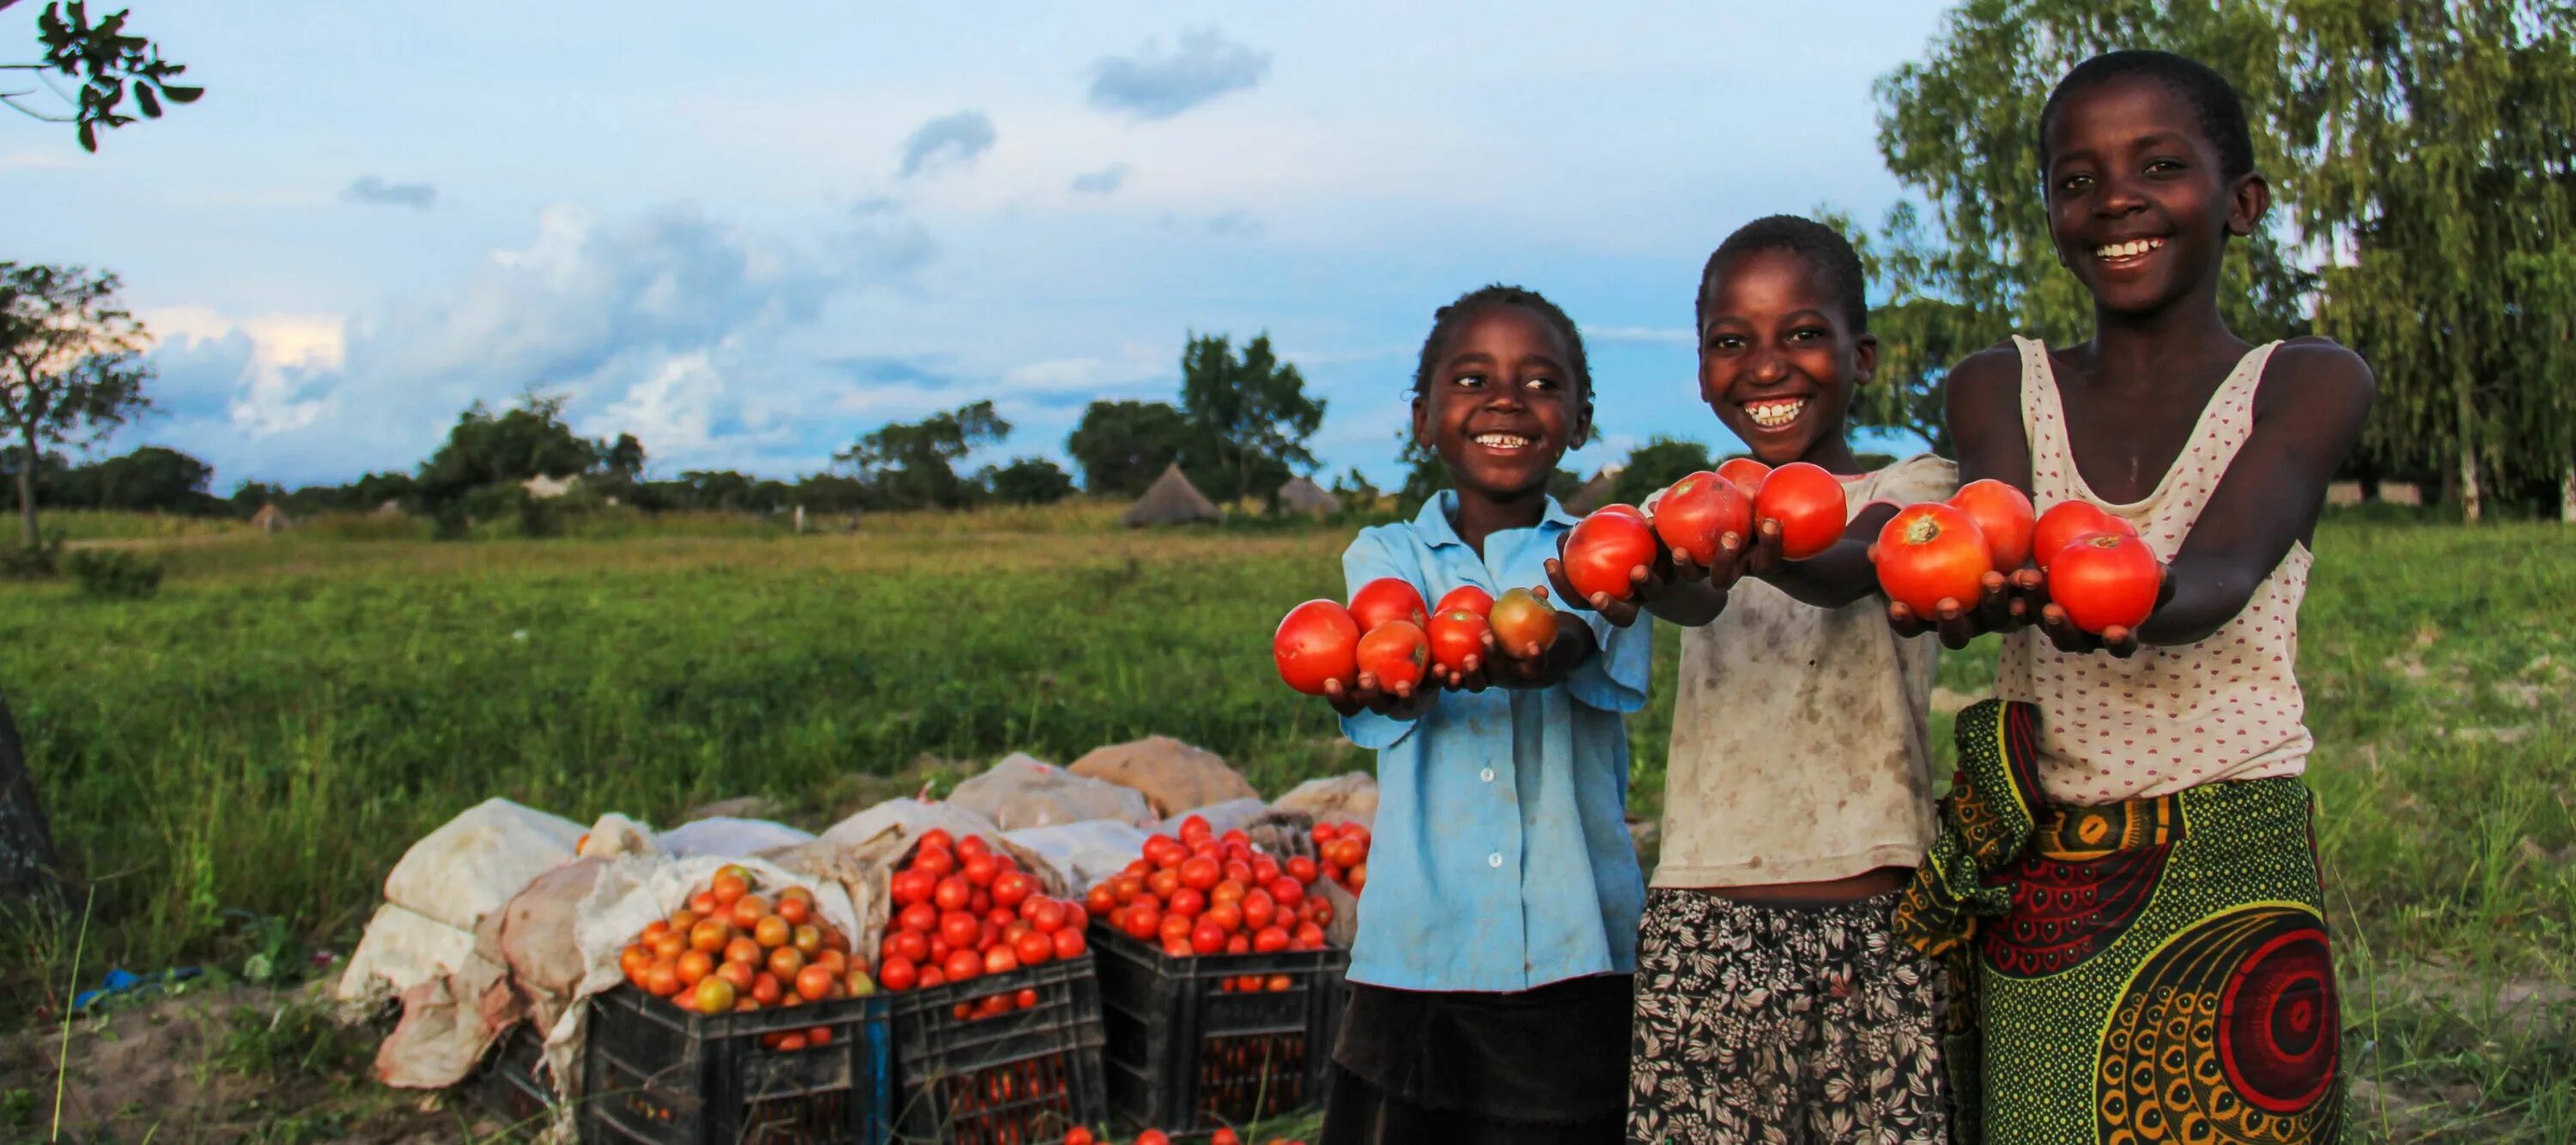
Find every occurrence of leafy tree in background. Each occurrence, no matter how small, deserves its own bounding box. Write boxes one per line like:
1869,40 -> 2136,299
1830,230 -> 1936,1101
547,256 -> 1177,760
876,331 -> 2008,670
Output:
838,399 -> 1010,510
1330,466 -> 1379,511
415,393 -> 602,509
1177,333 -> 1324,506
0,262 -> 151,548
58,443 -> 205,511
1066,399 -> 1191,495
982,457 -> 1074,506
2281,0 -> 2576,520
3,1 -> 201,151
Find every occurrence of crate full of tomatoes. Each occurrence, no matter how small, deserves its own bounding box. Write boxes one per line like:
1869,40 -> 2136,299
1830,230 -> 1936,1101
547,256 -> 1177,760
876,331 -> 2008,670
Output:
877,829 -> 1108,1145
1086,815 -> 1352,1142
592,866 -> 892,1145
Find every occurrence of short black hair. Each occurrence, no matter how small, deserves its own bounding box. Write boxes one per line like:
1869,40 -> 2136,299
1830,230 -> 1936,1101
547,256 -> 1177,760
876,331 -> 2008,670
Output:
2038,50 -> 2256,181
1694,215 -> 1868,336
1411,284 -> 1593,402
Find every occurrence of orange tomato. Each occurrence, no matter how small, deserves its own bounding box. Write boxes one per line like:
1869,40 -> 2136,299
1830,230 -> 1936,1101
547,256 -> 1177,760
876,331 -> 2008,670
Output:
775,894 -> 811,926
767,946 -> 805,979
689,918 -> 732,954
644,960 -> 682,997
677,949 -> 714,986
717,959 -> 756,993
725,936 -> 762,966
692,975 -> 736,1015
710,872 -> 750,908
1486,587 -> 1558,655
754,915 -> 792,949
795,964 -> 835,1002
730,895 -> 769,930
793,924 -> 823,955
688,891 -> 720,918
649,930 -> 688,960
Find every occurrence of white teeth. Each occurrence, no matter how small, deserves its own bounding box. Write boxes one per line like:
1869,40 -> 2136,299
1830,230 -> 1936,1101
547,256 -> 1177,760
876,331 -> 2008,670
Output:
2094,238 -> 2165,259
1473,433 -> 1531,450
1745,399 -> 1804,429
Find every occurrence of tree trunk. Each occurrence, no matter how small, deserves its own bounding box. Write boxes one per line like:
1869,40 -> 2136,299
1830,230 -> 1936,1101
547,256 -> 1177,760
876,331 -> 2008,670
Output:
14,427 -> 36,551
2562,462 -> 2574,524
0,690 -> 63,906
2454,388 -> 2482,523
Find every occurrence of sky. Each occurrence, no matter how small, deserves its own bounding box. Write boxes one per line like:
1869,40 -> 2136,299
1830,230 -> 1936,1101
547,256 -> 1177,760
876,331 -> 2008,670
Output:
7,3 -> 1959,491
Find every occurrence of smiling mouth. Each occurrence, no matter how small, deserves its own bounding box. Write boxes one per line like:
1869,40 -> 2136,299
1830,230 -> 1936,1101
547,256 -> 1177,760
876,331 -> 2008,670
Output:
1742,398 -> 1805,430
1471,432 -> 1535,451
2093,237 -> 2166,264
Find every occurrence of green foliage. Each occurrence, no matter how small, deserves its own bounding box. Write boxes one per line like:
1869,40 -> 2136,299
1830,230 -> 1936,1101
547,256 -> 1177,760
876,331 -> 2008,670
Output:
1329,466 -> 1379,509
1394,427 -> 1445,515
63,546 -> 158,598
837,399 -> 1010,511
0,533 -> 58,579
415,393 -> 604,511
0,262 -> 153,548
1177,332 -> 1325,504
1612,436 -> 1716,506
11,2 -> 203,151
1066,399 -> 1193,496
981,457 -> 1074,506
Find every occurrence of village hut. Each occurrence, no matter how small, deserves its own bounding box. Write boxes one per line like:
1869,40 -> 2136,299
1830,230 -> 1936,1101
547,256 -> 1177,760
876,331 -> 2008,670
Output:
1564,464 -> 1624,514
373,500 -> 405,518
1277,476 -> 1340,517
520,473 -> 580,500
1120,463 -> 1222,527
249,503 -> 294,534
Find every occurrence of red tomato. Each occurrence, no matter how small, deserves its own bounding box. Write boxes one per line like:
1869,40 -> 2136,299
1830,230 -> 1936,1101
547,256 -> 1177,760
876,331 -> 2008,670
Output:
1209,879 -> 1245,906
1251,857 -> 1280,886
933,876 -> 971,912
889,869 -> 933,907
984,945 -> 1021,975
1425,608 -> 1491,675
1562,509 -> 1657,601
1014,930 -> 1054,966
1285,855 -> 1319,885
1873,502 -> 1994,617
1753,462 -> 1850,560
944,948 -> 983,983
909,846 -> 953,879
2050,531 -> 2163,633
1354,621 -> 1429,693
1950,479 -> 2036,570
1347,577 -> 1429,632
918,829 -> 954,853
1240,891 -> 1274,932
1273,599 -> 1363,696
1148,867 -> 1182,900
1486,586 -> 1558,654
1254,925 -> 1291,953
1166,888 -> 1205,918
955,834 -> 988,860
1205,900 -> 1243,933
1030,899 -> 1067,933
1065,1130 -> 1095,1145
1051,926 -> 1086,960
1435,585 -> 1495,616
878,957 -> 917,992
1016,987 -> 1039,1010
1138,1131 -> 1171,1145
992,870 -> 1033,909
1124,905 -> 1162,940
916,966 -> 945,990
962,851 -> 1000,888
1311,821 -> 1340,843
1652,470 -> 1753,563
795,964 -> 835,1002
1190,920 -> 1226,954
2032,500 -> 2137,572
896,902 -> 938,935
1346,863 -> 1367,893
1322,837 -> 1367,869
1178,855 -> 1221,892
939,912 -> 981,952
888,929 -> 929,965
1267,876 -> 1306,908
1213,1129 -> 1242,1145
1084,884 -> 1117,916
1177,814 -> 1212,845
1716,457 -> 1771,500
1159,913 -> 1194,945
1162,935 -> 1195,959
1293,921 -> 1327,949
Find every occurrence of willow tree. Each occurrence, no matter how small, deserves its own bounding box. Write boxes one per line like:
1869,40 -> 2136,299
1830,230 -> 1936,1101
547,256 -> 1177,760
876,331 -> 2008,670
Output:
2281,0 -> 2576,521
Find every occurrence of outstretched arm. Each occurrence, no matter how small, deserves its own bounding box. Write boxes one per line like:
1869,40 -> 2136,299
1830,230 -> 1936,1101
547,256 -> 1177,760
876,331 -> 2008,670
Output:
1889,343 -> 2045,645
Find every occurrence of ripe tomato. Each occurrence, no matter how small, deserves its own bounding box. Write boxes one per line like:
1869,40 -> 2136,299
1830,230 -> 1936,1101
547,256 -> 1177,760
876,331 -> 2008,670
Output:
939,912 -> 981,951
1014,930 -> 1054,966
917,828 -> 954,852
1311,821 -> 1340,844
690,918 -> 732,954
1148,867 -> 1183,900
775,894 -> 811,927
1162,935 -> 1195,959
1066,1129 -> 1096,1145
794,964 -> 835,1002
1950,479 -> 2036,570
1191,920 -> 1226,954
728,895 -> 769,930
955,833 -> 988,860
992,871 -> 1034,909
910,845 -> 954,879
1354,621 -> 1429,693
1561,509 -> 1657,601
1346,863 -> 1367,893
933,875 -> 971,912
1210,879 -> 1246,906
889,869 -> 931,907
1138,1130 -> 1171,1145
1267,876 -> 1306,908
944,948 -> 983,983
1347,577 -> 1430,632
677,949 -> 714,986
1239,891 -> 1273,932
1177,813 -> 1212,844
1716,456 -> 1771,500
1030,899 -> 1067,933
1084,884 -> 1117,916
644,960 -> 682,997
1166,887 -> 1206,918
1753,462 -> 1849,560
710,872 -> 749,908
1310,899 -> 1336,926
1178,855 -> 1221,892
916,966 -> 945,990
1204,900 -> 1243,933
1285,856 -> 1318,885
1124,905 -> 1162,940
1213,1129 -> 1242,1145
1425,608 -> 1491,675
985,945 -> 1021,975
723,935 -> 762,966
714,956 -> 755,991
1225,933 -> 1251,954
753,915 -> 791,948
1293,921 -> 1327,949
767,946 -> 805,980
1322,837 -> 1367,869
2032,500 -> 2137,572
2049,531 -> 2162,633
896,902 -> 938,935
1159,913 -> 1194,945
693,975 -> 737,1016
1435,585 -> 1495,616
962,851 -> 1000,888
793,924 -> 823,955
1273,600 -> 1362,695
1254,925 -> 1291,953
1652,470 -> 1753,562
1486,586 -> 1558,654
1051,926 -> 1086,960
687,891 -> 720,918
1873,502 -> 1994,617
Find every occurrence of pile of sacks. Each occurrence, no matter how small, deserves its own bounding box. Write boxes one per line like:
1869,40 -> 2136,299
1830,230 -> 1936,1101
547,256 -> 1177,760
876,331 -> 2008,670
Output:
336,735 -> 1376,1135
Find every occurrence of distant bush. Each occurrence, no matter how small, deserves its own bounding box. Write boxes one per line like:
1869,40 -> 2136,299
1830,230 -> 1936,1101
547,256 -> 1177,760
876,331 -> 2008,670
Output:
0,536 -> 62,580
64,548 -> 162,599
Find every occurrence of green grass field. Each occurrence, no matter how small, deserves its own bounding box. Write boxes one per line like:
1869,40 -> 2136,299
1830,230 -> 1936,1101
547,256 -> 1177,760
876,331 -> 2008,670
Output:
2,506 -> 2568,1140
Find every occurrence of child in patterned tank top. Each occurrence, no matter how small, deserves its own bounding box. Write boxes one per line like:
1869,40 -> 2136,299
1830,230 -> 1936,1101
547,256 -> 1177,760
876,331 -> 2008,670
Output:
1888,51 -> 2375,1145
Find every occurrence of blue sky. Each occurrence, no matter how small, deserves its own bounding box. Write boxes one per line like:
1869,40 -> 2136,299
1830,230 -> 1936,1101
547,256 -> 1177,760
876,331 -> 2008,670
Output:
9,3 -> 1956,490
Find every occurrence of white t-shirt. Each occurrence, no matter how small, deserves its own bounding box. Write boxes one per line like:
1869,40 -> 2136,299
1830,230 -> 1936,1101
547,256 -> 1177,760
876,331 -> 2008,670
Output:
1649,453 -> 1959,888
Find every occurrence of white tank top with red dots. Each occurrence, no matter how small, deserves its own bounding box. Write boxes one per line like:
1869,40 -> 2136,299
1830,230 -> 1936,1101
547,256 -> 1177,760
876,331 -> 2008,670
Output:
1997,335 -> 2312,805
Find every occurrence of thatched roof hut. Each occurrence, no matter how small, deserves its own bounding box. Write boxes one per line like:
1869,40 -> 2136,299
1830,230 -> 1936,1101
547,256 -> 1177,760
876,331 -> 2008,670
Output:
1277,476 -> 1340,517
1120,463 -> 1221,527
249,503 -> 294,534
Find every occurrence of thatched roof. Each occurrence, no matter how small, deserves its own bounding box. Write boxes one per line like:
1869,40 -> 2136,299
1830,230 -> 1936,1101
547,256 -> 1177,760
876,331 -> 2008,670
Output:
1121,463 -> 1221,527
1277,476 -> 1339,516
1564,464 -> 1624,514
249,503 -> 294,533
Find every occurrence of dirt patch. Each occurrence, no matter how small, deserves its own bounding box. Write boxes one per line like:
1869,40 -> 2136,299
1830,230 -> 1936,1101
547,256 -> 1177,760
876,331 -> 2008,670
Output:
0,984 -> 520,1142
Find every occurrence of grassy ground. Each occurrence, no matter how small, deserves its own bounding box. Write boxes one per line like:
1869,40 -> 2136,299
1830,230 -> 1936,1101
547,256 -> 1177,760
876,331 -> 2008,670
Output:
0,506 -> 2567,1140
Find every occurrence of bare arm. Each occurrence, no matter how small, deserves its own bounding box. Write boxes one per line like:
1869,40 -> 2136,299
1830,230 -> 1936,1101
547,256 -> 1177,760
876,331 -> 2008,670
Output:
1889,343 -> 2045,645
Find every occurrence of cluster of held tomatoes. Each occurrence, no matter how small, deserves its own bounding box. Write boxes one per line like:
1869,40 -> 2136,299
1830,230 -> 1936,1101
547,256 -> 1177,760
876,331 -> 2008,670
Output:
1273,579 -> 1559,698
1871,480 -> 2160,633
1086,814 -> 1336,983
617,867 -> 874,1051
879,830 -> 1091,1021
1562,458 -> 1856,603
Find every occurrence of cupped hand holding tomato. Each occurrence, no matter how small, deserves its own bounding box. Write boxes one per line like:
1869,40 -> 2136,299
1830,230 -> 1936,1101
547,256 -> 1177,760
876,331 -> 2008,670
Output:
1432,585 -> 1591,693
1541,512 -> 1784,629
1321,655 -> 1436,722
1886,555 -> 2161,657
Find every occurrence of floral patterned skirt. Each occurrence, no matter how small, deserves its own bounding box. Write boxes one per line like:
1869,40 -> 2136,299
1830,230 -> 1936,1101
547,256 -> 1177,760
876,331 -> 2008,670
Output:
1627,889 -> 1950,1145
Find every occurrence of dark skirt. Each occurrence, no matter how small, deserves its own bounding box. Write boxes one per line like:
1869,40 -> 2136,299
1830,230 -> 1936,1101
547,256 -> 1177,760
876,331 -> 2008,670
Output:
1322,972 -> 1633,1145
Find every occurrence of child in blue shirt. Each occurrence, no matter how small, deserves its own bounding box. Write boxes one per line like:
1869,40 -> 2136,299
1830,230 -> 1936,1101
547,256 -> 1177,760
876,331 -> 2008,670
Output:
1317,285 -> 1651,1145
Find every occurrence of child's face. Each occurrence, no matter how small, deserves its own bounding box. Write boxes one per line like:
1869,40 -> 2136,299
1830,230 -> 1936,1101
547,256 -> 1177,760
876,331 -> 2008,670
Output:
1698,248 -> 1874,465
2042,76 -> 2268,317
1413,304 -> 1587,501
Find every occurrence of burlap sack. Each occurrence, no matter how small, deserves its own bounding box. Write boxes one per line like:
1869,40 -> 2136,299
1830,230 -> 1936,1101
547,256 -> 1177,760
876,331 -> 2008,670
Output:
1272,772 -> 1379,832
949,753 -> 1156,830
1067,736 -> 1257,818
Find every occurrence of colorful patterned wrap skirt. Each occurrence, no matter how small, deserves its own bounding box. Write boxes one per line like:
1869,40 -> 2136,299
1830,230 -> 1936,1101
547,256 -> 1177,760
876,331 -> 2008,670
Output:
1896,700 -> 2344,1145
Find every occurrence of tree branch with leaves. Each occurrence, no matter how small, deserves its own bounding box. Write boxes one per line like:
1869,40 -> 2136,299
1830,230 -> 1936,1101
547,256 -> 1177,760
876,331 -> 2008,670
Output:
3,2 -> 200,150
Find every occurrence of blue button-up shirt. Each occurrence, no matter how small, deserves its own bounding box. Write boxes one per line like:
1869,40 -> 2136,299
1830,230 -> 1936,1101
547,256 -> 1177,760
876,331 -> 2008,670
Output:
1339,491 -> 1651,993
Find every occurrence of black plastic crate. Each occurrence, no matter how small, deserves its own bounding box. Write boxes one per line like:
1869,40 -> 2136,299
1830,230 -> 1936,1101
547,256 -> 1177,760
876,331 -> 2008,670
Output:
471,1021 -> 557,1130
1091,926 -> 1349,1142
581,984 -> 893,1145
885,955 -> 1108,1144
